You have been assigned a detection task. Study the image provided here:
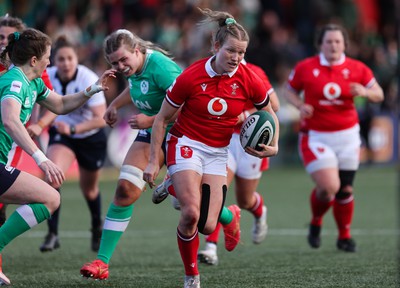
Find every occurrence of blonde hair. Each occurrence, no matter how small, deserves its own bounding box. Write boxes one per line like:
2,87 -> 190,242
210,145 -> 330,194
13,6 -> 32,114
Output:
198,8 -> 249,49
103,29 -> 171,63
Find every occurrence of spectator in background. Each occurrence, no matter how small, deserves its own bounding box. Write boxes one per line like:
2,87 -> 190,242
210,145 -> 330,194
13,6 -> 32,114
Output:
283,24 -> 384,252
27,35 -> 107,253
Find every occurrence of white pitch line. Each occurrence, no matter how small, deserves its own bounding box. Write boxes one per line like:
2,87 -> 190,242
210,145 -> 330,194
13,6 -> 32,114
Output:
20,228 -> 400,239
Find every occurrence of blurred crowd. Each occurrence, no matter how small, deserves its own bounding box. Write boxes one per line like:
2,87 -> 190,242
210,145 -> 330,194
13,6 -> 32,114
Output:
3,0 -> 398,113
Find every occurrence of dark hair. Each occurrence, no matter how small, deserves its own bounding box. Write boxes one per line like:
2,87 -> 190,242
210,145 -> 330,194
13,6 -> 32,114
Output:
0,28 -> 51,66
53,35 -> 75,55
0,15 -> 26,31
315,24 -> 349,49
198,7 -> 249,51
103,29 -> 171,63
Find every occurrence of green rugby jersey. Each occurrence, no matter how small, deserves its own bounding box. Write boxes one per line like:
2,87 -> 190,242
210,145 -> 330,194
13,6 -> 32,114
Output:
127,49 -> 182,133
0,67 -> 50,164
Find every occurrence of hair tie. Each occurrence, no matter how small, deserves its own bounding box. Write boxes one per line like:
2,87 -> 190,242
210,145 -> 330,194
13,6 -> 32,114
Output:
13,31 -> 20,40
225,18 -> 236,26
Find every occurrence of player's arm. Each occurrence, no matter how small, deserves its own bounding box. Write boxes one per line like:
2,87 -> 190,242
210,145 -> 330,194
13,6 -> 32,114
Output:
39,69 -> 115,115
350,81 -> 384,103
27,109 -> 57,138
54,104 -> 106,136
129,107 -> 180,130
108,87 -> 133,110
74,104 -> 106,132
283,86 -> 313,119
1,98 -> 64,184
104,87 -> 137,128
269,90 -> 280,112
144,99 -> 178,188
2,99 -> 40,157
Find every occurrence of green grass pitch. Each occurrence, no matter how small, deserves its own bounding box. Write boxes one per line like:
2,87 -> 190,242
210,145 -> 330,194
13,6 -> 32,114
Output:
2,165 -> 398,287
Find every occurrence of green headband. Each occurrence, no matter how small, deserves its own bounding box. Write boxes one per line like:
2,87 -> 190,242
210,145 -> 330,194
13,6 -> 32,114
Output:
225,18 -> 236,26
13,31 -> 20,40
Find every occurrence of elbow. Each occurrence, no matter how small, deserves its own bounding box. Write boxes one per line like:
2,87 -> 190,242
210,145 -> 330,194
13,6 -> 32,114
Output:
2,121 -> 12,133
2,119 -> 17,134
371,90 -> 384,103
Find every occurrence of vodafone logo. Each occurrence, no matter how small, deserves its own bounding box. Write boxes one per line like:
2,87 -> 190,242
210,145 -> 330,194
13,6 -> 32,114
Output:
323,82 -> 341,100
207,97 -> 227,116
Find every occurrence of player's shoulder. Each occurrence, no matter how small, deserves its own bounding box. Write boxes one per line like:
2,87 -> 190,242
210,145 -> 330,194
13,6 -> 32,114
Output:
1,67 -> 26,85
296,55 -> 319,68
180,58 -> 207,78
76,64 -> 99,83
147,50 -> 181,70
343,56 -> 368,68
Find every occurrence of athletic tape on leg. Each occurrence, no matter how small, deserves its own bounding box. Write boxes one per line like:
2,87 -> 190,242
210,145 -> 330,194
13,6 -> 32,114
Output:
198,184 -> 211,233
119,165 -> 145,190
217,185 -> 227,222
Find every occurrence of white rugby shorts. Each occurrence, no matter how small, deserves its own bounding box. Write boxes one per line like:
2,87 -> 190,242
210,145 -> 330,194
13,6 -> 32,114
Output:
299,124 -> 361,174
228,133 -> 268,179
166,134 -> 228,177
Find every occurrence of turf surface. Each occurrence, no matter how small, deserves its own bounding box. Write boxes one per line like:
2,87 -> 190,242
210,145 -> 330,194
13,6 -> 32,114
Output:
2,165 -> 398,287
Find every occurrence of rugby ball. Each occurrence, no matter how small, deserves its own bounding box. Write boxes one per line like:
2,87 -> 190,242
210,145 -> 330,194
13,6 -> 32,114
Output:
240,111 -> 275,151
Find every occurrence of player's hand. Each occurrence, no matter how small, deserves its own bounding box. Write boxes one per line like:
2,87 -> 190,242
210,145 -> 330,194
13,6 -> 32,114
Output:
97,69 -> 117,93
143,163 -> 159,189
299,103 -> 313,119
84,69 -> 116,97
53,121 -> 70,135
39,160 -> 65,187
27,124 -> 43,138
128,114 -> 152,129
245,144 -> 278,158
104,106 -> 118,128
349,83 -> 367,98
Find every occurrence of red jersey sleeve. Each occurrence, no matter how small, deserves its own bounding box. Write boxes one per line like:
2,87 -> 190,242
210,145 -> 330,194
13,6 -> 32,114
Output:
41,69 -> 53,90
246,63 -> 273,93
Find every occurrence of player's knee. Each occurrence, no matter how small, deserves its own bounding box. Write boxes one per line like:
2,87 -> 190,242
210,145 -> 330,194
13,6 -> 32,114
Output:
339,170 -> 356,191
181,205 -> 200,228
237,198 -> 253,210
318,180 -> 340,199
47,189 -> 61,213
115,165 -> 145,204
115,180 -> 140,204
83,189 -> 99,201
336,188 -> 353,200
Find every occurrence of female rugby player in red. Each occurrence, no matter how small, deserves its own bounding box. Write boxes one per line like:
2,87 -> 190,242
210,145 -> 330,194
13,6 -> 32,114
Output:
144,8 -> 279,288
284,24 -> 383,252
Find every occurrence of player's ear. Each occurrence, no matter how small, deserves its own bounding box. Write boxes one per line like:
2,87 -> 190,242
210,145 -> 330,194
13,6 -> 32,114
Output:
213,41 -> 221,53
30,56 -> 37,67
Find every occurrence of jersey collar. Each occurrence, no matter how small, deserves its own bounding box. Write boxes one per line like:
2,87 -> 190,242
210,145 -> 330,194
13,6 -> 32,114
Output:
135,49 -> 153,77
13,66 -> 31,84
205,56 -> 238,78
319,52 -> 346,66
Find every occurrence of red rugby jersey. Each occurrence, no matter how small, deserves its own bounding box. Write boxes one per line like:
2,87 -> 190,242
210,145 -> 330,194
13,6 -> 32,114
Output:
287,54 -> 375,132
167,57 -> 270,147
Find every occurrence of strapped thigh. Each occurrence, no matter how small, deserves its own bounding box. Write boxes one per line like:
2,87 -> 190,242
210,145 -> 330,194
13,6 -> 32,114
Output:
197,184 -> 227,233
